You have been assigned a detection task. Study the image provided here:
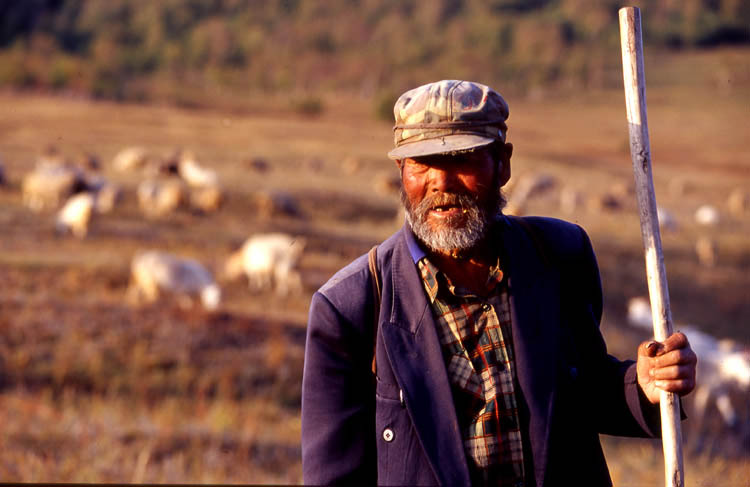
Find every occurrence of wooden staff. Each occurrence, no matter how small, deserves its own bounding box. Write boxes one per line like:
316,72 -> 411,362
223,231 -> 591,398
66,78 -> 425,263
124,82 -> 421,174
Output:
618,6 -> 685,487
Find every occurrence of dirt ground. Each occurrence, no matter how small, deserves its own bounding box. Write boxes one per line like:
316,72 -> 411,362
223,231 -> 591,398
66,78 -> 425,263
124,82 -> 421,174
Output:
0,72 -> 748,483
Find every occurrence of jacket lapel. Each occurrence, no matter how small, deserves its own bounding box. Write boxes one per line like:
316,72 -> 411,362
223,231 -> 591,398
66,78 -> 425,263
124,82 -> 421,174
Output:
381,234 -> 471,486
500,217 -> 561,487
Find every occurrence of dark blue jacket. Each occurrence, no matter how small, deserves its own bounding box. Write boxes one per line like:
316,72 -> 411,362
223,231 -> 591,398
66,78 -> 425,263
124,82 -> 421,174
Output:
302,216 -> 660,486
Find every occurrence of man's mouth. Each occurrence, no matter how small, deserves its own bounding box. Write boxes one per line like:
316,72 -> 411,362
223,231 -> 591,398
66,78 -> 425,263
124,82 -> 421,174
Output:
429,204 -> 465,217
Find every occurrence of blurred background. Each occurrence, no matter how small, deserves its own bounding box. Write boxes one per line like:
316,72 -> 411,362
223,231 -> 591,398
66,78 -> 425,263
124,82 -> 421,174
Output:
0,0 -> 748,484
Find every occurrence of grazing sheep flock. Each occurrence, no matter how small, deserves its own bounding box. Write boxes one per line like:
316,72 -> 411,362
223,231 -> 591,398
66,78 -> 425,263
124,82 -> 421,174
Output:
4,146 -> 311,311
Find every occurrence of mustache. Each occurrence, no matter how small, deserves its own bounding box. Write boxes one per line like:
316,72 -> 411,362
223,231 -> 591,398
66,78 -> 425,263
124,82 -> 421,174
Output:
411,192 -> 479,216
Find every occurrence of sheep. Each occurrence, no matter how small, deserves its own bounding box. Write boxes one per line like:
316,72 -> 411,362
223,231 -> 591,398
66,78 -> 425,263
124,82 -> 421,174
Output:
224,233 -> 306,296
627,297 -> 750,430
245,157 -> 270,173
626,295 -> 653,330
342,156 -> 362,175
694,204 -> 720,226
56,192 -> 96,238
112,146 -> 150,172
253,190 -> 300,219
559,186 -> 585,215
681,326 -> 750,433
657,206 -> 679,232
374,171 -> 401,196
92,180 -> 123,214
727,188 -> 748,219
177,151 -> 219,188
127,250 -> 221,310
22,163 -> 87,212
586,193 -> 623,213
695,236 -> 718,268
190,184 -> 224,213
505,172 -> 556,215
137,178 -> 186,218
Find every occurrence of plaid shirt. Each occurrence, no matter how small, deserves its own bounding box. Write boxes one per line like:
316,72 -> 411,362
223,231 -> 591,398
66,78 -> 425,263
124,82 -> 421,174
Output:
418,257 -> 525,487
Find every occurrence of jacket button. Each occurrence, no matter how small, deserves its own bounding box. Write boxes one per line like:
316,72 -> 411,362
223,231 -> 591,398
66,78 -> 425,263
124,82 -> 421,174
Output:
383,428 -> 394,442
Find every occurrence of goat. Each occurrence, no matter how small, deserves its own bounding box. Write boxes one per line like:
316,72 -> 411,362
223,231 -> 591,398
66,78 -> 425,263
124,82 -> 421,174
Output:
224,233 -> 306,296
627,296 -> 750,431
694,204 -> 720,226
137,178 -> 186,218
177,151 -> 219,188
22,163 -> 87,212
112,146 -> 150,172
56,192 -> 96,238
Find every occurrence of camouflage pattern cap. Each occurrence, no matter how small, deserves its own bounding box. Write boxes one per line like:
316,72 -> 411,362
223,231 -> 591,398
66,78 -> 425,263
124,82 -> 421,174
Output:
387,80 -> 509,160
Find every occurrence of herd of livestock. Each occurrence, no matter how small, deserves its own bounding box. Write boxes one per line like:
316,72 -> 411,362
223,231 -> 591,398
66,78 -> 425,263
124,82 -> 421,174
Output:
4,146 -> 308,311
1,145 -> 748,450
3,145 -> 748,312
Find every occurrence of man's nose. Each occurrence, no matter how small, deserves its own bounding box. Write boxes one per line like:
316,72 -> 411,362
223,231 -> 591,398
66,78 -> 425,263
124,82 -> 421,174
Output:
427,166 -> 456,193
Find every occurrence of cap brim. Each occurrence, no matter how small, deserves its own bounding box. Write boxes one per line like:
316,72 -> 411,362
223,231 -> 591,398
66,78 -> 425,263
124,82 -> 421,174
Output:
387,134 -> 495,160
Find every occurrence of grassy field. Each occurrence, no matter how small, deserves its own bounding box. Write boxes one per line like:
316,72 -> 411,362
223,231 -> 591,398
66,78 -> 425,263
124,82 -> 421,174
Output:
0,51 -> 748,483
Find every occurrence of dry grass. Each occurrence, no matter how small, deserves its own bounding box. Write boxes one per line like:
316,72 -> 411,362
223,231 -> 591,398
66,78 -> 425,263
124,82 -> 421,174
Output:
0,49 -> 748,483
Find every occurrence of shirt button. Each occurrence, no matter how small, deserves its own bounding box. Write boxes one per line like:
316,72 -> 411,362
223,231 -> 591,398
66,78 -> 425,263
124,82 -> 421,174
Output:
383,428 -> 394,442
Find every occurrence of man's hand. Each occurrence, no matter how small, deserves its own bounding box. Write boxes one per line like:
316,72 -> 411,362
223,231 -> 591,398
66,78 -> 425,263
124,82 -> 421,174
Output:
637,332 -> 697,404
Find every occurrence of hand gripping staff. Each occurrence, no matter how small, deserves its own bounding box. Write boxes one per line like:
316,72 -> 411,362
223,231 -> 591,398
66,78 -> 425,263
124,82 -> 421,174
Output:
619,7 -> 685,487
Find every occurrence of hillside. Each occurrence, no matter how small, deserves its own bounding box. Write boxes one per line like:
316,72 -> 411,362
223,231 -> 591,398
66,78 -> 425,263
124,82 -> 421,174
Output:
1,0 -> 749,109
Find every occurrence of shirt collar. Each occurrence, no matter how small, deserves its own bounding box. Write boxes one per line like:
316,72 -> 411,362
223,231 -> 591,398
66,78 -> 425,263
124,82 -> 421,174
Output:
405,224 -> 427,264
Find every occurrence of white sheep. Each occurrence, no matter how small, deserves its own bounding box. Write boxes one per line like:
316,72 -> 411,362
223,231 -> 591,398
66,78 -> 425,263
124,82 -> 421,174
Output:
374,171 -> 401,196
253,190 -> 300,219
694,204 -> 720,226
505,172 -> 556,215
22,163 -> 87,212
112,146 -> 150,172
559,186 -> 585,215
627,297 -> 750,429
137,178 -> 186,218
190,185 -> 224,213
56,192 -> 95,238
727,188 -> 748,218
681,326 -> 749,430
225,233 -> 306,296
177,151 -> 219,188
128,250 -> 221,310
657,206 -> 679,232
695,236 -> 718,268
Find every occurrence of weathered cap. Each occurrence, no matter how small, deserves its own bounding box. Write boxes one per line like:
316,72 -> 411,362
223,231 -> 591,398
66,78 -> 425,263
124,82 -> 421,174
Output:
387,80 -> 509,160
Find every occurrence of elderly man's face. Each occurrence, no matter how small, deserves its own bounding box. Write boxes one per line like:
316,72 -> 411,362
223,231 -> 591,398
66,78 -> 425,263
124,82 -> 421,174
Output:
398,145 -> 511,254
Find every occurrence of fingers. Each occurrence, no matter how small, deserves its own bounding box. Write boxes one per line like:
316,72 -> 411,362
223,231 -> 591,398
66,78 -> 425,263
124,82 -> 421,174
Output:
650,363 -> 694,381
660,331 -> 690,353
651,348 -> 697,369
638,332 -> 694,359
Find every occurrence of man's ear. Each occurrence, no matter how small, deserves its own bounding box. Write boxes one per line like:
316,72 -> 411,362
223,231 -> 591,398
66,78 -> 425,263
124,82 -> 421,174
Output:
499,142 -> 512,186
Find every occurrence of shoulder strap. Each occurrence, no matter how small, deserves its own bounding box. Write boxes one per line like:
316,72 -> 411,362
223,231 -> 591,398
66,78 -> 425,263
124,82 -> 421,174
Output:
368,245 -> 381,375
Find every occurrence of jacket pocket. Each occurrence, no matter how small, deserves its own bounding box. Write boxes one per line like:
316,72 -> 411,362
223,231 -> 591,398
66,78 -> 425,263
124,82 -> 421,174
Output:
375,378 -> 436,486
